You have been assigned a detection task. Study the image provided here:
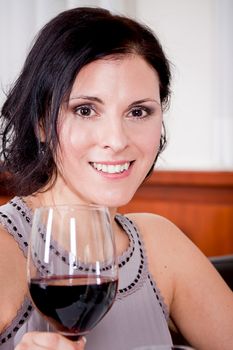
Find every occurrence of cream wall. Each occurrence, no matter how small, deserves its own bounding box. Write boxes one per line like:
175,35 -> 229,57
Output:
135,0 -> 233,170
0,0 -> 232,169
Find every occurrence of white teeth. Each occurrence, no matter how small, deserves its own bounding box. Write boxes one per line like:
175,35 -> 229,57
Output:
92,162 -> 130,174
102,164 -> 108,173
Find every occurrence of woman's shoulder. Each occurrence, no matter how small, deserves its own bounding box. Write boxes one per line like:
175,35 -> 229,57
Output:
123,212 -> 214,309
123,215 -> 233,348
0,201 -> 29,326
123,212 -> 183,308
0,207 -> 28,334
125,211 -> 177,229
125,211 -> 208,269
125,212 -> 185,245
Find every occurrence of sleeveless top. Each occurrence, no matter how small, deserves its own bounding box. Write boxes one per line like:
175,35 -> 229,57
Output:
0,197 -> 172,350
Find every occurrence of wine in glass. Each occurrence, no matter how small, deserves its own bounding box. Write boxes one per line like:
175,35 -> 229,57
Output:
27,204 -> 118,340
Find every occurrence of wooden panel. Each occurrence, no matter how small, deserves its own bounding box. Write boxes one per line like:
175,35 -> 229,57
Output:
0,196 -> 11,206
0,172 -> 13,205
119,171 -> 233,257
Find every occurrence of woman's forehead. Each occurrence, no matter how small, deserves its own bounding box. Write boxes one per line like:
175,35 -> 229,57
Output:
69,55 -> 160,101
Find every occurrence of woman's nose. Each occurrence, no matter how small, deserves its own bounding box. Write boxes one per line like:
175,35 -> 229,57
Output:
98,117 -> 129,152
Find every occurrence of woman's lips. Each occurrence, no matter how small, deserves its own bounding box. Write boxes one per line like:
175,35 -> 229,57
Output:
89,161 -> 134,174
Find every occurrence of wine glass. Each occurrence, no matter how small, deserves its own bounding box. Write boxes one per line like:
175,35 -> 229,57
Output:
27,204 -> 118,341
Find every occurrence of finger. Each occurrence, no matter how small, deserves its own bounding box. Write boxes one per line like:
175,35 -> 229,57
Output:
15,334 -> 46,350
33,332 -> 85,350
15,332 -> 86,350
15,332 -> 51,350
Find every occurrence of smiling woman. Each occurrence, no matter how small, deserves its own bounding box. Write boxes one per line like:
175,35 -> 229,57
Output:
55,56 -> 162,207
0,6 -> 233,350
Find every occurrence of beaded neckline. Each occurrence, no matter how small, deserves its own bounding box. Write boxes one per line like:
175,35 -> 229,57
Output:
0,196 -> 135,276
12,197 -> 147,297
15,197 -> 135,265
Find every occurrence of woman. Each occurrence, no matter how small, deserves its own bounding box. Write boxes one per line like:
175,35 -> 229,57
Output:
0,7 -> 232,350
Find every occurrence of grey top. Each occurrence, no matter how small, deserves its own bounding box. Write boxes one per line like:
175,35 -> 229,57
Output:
0,197 -> 172,349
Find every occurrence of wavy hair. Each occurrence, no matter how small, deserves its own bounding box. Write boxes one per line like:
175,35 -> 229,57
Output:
0,7 -> 171,195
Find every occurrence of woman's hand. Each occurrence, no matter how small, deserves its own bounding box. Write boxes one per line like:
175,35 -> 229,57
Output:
15,332 -> 86,350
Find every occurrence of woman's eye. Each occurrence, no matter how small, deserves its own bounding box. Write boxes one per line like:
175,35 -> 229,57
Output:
128,107 -> 152,119
74,105 -> 95,118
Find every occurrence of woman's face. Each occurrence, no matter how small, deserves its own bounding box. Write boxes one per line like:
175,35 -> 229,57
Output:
55,55 -> 162,207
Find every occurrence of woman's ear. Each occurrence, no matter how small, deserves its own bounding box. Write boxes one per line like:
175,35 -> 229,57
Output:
36,120 -> 46,142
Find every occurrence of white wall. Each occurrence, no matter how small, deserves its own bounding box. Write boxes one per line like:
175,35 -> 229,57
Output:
0,0 -> 232,170
135,0 -> 233,170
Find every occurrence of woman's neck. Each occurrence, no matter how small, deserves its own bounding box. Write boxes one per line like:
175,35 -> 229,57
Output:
24,191 -> 118,220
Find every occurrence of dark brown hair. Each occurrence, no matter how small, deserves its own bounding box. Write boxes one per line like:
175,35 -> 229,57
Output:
0,7 -> 171,195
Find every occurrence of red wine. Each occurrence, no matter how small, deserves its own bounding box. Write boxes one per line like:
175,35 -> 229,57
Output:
29,275 -> 118,339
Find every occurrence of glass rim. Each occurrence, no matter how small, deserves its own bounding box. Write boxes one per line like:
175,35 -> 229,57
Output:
34,203 -> 110,213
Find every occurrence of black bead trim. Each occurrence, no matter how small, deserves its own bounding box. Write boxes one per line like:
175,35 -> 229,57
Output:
148,274 -> 166,317
10,200 -> 31,224
35,226 -> 116,273
117,216 -> 145,295
0,211 -> 28,248
0,303 -> 33,345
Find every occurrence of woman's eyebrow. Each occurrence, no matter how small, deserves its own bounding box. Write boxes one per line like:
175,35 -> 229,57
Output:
128,98 -> 161,108
69,96 -> 160,106
69,95 -> 104,104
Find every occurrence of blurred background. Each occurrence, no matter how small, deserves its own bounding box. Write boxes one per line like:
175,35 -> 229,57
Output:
0,0 -> 232,170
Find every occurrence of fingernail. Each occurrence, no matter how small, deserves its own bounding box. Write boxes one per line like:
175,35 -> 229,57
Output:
77,336 -> 87,345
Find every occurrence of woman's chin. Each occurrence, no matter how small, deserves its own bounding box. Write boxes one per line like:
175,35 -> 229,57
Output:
95,194 -> 134,209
